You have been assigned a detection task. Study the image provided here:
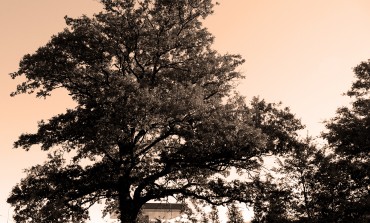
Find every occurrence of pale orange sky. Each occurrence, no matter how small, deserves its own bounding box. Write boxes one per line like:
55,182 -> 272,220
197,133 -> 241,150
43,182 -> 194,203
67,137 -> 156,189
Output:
1,0 -> 370,222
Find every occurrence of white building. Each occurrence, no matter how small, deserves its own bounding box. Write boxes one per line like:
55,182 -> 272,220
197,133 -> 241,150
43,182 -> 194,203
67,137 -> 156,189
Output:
141,203 -> 184,222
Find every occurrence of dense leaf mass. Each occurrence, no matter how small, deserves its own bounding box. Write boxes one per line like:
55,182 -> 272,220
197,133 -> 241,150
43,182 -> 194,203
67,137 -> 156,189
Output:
321,61 -> 370,221
8,0 -> 303,222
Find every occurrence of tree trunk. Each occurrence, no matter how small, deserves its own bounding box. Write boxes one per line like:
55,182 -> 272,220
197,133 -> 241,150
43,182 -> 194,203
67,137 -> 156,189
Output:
119,204 -> 140,223
118,177 -> 141,223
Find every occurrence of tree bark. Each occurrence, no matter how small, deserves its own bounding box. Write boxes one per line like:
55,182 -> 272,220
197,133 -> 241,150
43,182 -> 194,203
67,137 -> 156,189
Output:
118,177 -> 141,223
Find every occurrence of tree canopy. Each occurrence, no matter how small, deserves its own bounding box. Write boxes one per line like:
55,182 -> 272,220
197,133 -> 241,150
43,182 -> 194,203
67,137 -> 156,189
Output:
7,0 -> 303,222
321,60 -> 370,221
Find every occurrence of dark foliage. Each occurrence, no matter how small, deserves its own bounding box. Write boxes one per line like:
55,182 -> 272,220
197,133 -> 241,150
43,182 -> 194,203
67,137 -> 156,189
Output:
8,0 -> 303,222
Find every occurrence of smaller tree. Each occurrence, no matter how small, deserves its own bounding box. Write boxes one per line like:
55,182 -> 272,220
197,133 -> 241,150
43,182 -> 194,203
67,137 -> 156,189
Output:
187,203 -> 221,223
209,206 -> 221,223
227,203 -> 244,223
251,178 -> 293,223
275,138 -> 320,222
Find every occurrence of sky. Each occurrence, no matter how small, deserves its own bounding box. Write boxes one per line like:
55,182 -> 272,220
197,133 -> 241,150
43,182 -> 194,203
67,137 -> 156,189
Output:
1,0 -> 370,222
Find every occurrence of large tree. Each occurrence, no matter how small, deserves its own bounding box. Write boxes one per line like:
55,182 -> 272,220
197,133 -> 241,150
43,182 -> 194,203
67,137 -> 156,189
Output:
7,0 -> 303,222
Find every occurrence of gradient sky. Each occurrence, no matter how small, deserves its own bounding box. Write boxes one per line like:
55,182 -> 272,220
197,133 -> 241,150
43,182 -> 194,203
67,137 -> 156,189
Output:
2,0 -> 370,222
